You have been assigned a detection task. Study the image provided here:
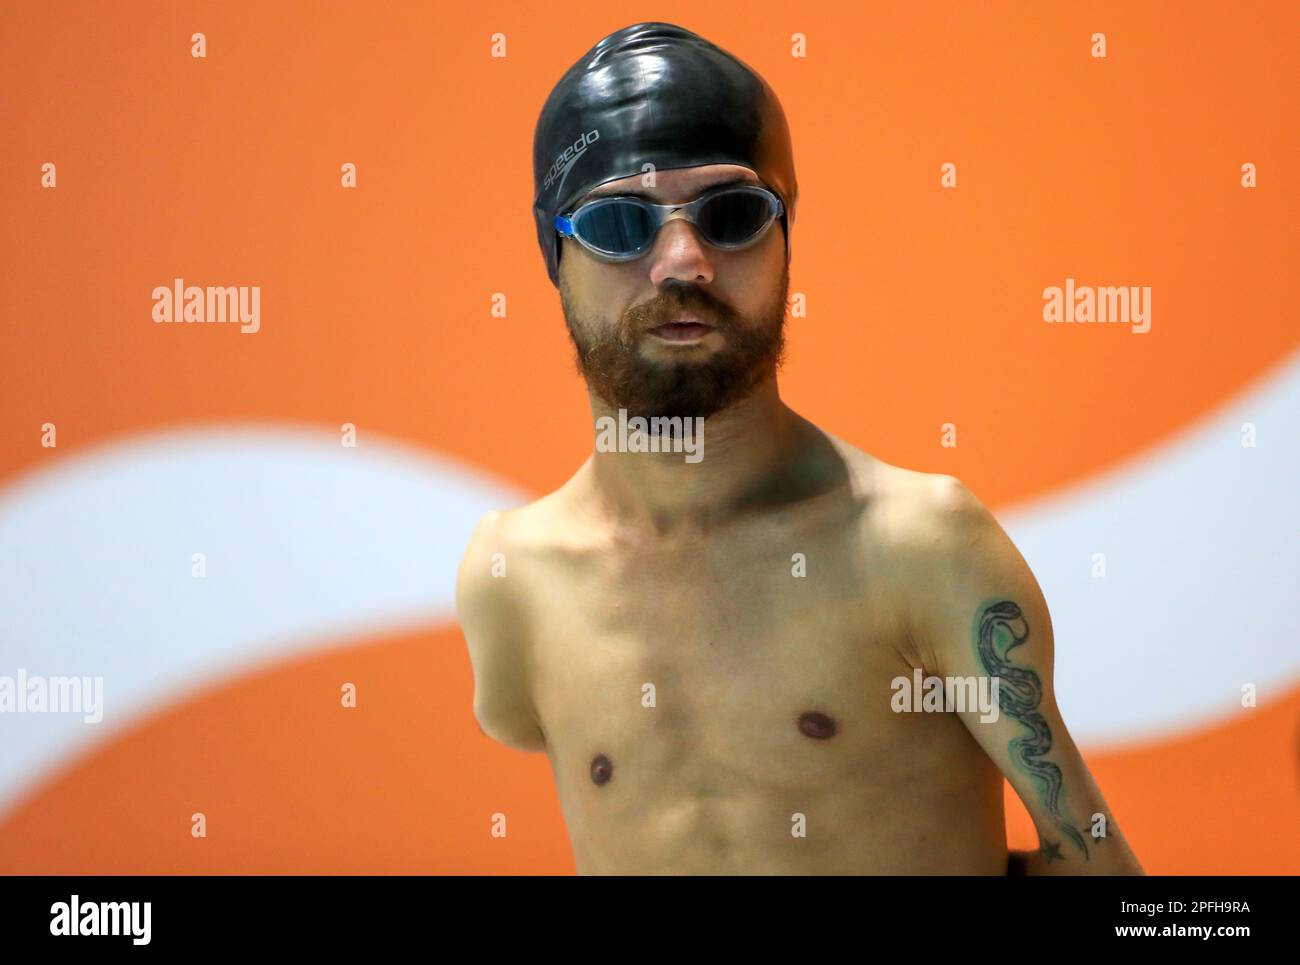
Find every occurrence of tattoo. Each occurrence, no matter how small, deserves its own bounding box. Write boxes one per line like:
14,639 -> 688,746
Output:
1080,817 -> 1117,844
1039,838 -> 1064,862
974,599 -> 1089,858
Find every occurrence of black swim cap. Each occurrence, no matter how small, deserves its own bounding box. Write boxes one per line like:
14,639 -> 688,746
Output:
531,22 -> 798,288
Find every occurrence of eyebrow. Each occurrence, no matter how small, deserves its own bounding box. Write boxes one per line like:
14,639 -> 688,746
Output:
579,176 -> 758,205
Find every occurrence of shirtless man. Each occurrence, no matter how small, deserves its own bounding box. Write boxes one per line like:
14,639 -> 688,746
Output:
456,22 -> 1144,875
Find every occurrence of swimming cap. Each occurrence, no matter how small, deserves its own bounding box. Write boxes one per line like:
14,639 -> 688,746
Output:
531,22 -> 798,288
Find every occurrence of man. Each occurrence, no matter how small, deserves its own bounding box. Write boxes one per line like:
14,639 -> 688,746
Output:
456,21 -> 1144,875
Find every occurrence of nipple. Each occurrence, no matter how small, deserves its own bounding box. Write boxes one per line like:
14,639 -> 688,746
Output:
797,711 -> 838,740
590,753 -> 614,785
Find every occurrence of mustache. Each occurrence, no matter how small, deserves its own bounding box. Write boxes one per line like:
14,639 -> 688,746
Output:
622,285 -> 736,335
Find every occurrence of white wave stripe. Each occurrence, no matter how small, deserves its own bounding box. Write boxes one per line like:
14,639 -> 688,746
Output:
0,428 -> 527,817
0,352 -> 1296,814
1001,350 -> 1300,748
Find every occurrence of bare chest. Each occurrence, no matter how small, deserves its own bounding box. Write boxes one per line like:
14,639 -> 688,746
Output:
525,525 -> 949,798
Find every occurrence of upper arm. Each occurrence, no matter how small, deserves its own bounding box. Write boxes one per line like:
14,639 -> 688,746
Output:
909,476 -> 1141,872
454,511 -> 546,753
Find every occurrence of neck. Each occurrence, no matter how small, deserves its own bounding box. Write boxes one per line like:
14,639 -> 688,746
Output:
580,375 -> 814,533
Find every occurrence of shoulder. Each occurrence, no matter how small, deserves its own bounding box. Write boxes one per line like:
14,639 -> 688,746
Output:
455,482 -> 582,623
457,468 -> 600,574
826,446 -> 1036,665
868,466 -> 1049,674
817,433 -> 992,552
851,455 -> 997,561
455,487 -> 577,605
455,507 -> 519,634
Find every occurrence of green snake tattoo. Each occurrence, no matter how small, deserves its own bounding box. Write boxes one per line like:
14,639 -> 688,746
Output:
974,599 -> 1089,859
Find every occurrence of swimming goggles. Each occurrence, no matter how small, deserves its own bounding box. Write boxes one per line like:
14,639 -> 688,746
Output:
555,183 -> 784,262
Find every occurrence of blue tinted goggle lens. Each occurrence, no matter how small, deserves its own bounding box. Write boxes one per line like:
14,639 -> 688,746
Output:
575,202 -> 656,255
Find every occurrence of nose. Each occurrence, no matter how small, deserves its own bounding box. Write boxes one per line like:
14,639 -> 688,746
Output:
646,212 -> 716,288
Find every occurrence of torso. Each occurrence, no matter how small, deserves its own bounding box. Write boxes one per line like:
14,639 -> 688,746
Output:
493,435 -> 1008,874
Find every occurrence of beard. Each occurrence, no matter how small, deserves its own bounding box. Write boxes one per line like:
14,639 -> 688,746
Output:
560,263 -> 789,421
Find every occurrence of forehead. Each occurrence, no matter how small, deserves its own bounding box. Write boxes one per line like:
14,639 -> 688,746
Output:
578,164 -> 761,204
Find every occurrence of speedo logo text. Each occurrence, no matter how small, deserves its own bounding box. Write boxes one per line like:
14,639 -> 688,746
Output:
543,129 -> 600,195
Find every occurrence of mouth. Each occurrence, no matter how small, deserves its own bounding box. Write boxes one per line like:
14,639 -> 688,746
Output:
649,315 -> 716,342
